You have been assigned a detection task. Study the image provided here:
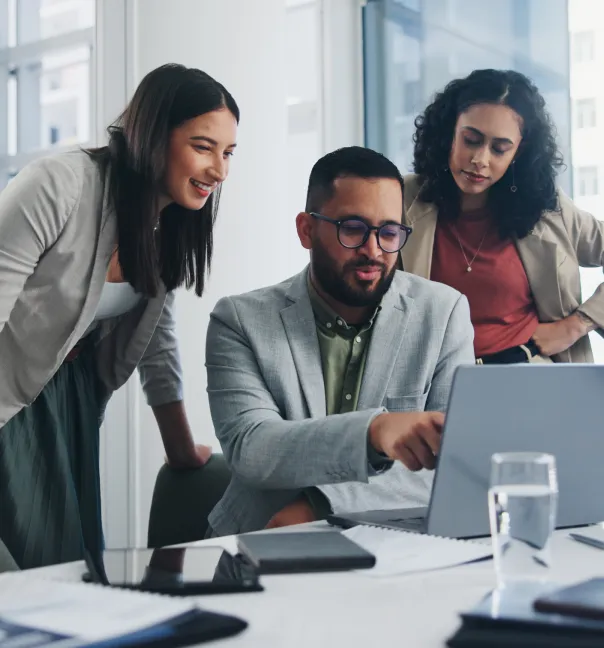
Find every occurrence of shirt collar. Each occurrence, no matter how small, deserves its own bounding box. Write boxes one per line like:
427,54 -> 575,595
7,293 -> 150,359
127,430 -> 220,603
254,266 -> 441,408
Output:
306,273 -> 381,334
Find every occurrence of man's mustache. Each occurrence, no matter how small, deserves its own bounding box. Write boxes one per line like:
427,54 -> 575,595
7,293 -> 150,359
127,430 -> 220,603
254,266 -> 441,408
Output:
345,257 -> 386,271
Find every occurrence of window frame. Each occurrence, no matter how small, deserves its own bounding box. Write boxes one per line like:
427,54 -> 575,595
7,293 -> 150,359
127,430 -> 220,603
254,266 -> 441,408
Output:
572,30 -> 595,64
575,97 -> 597,129
577,165 -> 599,197
0,0 -> 95,186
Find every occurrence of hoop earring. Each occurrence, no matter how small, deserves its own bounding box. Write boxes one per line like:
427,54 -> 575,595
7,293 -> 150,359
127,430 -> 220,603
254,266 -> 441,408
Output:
510,161 -> 517,193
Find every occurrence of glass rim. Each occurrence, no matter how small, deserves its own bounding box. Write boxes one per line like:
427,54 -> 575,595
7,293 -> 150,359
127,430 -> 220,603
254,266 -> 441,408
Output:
491,451 -> 555,465
337,226 -> 409,253
338,236 -> 407,253
309,212 -> 411,253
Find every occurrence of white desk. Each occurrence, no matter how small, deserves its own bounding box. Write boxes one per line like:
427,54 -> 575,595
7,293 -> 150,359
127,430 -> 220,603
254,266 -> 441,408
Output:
26,525 -> 604,647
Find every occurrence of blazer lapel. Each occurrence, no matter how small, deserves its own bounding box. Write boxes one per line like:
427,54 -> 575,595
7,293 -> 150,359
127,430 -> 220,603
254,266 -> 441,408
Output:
71,168 -> 118,340
516,220 -> 564,321
357,281 -> 411,409
400,198 -> 438,279
401,187 -> 565,323
89,169 -> 168,387
280,270 -> 326,418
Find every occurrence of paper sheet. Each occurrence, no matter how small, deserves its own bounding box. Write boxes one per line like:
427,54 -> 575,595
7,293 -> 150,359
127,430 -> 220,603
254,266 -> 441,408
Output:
343,525 -> 493,577
0,574 -> 194,641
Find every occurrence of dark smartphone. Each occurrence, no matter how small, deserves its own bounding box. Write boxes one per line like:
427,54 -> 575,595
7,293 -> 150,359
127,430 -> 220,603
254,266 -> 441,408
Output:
83,546 -> 263,596
534,578 -> 604,620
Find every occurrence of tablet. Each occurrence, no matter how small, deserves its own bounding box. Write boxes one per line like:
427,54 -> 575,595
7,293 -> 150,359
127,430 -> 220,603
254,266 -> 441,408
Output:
236,530 -> 376,574
84,546 -> 263,595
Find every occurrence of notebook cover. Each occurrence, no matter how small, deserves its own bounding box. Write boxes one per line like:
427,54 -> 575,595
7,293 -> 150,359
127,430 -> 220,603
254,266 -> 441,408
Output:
447,582 -> 604,647
533,578 -> 604,620
236,531 -> 376,574
84,609 -> 248,648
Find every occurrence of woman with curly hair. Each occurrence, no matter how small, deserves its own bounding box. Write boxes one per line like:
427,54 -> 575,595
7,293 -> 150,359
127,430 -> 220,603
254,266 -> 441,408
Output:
401,68 -> 604,364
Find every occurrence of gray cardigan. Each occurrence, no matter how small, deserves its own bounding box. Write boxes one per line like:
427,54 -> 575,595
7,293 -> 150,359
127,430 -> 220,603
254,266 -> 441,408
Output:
0,150 -> 183,426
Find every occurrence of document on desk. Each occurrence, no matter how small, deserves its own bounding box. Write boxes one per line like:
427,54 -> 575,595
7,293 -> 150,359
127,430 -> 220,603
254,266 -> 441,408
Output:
0,573 -> 248,647
342,526 -> 492,577
0,573 -> 195,645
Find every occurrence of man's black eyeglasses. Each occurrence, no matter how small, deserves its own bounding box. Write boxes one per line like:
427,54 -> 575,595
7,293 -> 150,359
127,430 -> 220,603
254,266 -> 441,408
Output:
310,212 -> 412,253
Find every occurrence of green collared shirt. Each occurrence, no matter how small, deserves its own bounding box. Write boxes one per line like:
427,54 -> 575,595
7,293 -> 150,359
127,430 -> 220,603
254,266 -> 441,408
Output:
303,277 -> 391,519
307,278 -> 380,415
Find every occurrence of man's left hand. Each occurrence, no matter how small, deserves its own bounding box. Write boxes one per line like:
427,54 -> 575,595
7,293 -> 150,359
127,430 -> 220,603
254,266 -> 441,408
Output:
265,497 -> 317,529
532,314 -> 590,357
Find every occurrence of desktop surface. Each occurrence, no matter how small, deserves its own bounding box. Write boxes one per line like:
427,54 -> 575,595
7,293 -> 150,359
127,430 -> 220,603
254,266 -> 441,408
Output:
24,523 -> 604,648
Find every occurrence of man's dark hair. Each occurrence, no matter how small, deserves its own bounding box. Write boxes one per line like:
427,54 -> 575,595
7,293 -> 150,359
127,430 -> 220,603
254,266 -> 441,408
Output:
88,63 -> 239,298
305,146 -> 404,214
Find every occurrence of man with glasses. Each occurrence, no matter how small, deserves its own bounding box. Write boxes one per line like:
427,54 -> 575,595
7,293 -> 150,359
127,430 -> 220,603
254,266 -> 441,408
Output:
205,146 -> 474,536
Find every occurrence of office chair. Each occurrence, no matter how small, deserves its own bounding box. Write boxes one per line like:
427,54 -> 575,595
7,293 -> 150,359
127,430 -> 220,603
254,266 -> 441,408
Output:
147,453 -> 231,548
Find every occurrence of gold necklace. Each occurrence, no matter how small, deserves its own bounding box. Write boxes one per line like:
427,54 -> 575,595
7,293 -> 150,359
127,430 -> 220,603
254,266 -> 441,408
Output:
451,223 -> 489,273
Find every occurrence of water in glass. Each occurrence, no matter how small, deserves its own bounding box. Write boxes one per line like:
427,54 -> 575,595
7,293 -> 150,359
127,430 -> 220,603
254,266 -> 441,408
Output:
488,453 -> 558,588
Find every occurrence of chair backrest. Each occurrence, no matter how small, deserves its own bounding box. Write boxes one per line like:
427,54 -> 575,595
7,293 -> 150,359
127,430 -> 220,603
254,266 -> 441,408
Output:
147,453 -> 231,548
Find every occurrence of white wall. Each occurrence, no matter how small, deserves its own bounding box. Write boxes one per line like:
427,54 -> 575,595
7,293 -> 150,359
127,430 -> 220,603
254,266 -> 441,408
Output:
99,0 -> 363,547
126,0 -> 313,546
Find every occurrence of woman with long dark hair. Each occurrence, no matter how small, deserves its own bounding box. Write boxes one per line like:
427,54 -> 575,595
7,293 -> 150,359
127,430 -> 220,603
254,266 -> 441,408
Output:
0,63 -> 239,569
402,68 -> 603,364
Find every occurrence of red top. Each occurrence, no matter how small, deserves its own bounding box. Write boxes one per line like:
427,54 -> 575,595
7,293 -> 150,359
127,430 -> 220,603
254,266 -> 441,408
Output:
430,208 -> 539,357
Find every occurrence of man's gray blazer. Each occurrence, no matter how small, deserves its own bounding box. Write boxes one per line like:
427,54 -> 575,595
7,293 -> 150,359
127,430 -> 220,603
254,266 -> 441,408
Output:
206,267 -> 475,535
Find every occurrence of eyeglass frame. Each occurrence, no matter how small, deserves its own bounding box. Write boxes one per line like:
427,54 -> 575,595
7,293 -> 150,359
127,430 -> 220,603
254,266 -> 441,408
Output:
309,212 -> 412,253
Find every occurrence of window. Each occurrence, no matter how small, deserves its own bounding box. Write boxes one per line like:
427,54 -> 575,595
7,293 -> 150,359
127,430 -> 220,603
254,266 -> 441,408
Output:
577,166 -> 599,196
0,0 -> 95,189
573,31 -> 595,63
363,0 -> 572,192
575,98 -> 597,129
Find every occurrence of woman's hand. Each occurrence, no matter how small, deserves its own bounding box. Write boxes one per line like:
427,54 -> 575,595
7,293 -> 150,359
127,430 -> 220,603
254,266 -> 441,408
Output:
165,443 -> 212,469
153,401 -> 213,469
532,313 -> 593,357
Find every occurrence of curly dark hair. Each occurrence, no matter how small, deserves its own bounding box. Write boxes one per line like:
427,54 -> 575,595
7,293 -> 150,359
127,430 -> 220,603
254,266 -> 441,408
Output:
413,69 -> 564,239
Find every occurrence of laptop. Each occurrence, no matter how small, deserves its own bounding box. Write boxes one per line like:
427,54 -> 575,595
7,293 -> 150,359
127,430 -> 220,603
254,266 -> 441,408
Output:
327,364 -> 604,539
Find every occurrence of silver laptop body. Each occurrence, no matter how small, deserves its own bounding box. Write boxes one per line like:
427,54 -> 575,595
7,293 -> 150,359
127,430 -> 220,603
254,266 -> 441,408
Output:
328,364 -> 604,538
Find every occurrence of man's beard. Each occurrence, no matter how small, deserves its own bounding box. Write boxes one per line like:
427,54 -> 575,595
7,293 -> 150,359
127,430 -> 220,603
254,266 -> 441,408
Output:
311,238 -> 396,308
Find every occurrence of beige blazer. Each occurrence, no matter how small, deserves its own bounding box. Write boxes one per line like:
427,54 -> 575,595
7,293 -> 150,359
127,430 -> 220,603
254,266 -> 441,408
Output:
400,174 -> 604,363
0,150 -> 183,427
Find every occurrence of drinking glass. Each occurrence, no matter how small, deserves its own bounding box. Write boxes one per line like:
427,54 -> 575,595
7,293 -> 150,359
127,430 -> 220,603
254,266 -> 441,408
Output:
488,452 -> 558,588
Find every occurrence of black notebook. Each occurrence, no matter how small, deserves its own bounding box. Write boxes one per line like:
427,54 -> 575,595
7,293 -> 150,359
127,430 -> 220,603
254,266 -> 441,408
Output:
534,578 -> 604,621
85,609 -> 247,648
236,530 -> 376,574
448,582 -> 604,648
